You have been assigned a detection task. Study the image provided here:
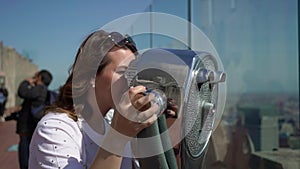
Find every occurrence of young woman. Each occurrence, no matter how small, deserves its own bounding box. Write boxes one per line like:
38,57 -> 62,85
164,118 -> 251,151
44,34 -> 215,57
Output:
28,30 -> 172,169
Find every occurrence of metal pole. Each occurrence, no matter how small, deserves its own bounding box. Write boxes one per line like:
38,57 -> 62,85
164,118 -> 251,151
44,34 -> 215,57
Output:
150,3 -> 153,48
187,0 -> 192,49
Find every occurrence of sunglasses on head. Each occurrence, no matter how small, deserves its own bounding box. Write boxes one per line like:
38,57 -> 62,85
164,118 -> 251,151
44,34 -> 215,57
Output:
107,32 -> 136,48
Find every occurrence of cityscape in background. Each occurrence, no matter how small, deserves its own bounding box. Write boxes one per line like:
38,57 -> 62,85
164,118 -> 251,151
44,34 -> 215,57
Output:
225,93 -> 299,149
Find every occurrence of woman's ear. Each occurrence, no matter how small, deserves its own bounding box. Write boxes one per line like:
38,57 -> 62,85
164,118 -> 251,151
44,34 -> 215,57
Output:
90,78 -> 95,88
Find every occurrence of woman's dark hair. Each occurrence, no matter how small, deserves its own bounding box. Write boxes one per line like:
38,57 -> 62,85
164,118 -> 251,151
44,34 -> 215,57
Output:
46,30 -> 137,121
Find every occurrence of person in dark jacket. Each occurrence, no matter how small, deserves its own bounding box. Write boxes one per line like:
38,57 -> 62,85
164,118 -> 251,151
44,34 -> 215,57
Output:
0,73 -> 8,118
16,69 -> 53,169
0,84 -> 8,117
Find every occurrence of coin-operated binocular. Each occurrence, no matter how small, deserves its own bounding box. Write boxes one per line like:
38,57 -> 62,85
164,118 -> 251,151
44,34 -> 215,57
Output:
126,48 -> 226,169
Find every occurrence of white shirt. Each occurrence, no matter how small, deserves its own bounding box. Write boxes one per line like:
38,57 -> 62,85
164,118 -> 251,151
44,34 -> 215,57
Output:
29,111 -> 137,169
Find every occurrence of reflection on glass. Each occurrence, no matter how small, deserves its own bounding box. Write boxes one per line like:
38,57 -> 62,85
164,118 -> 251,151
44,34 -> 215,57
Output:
130,0 -> 299,168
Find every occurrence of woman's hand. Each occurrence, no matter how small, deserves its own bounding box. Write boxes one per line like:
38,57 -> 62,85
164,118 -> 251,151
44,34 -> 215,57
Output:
111,85 -> 159,137
165,98 -> 178,118
98,86 -> 179,161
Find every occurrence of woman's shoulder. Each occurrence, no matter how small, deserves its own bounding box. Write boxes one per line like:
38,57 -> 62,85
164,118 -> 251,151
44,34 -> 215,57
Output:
38,112 -> 76,125
30,112 -> 85,168
41,111 -> 74,121
36,112 -> 82,137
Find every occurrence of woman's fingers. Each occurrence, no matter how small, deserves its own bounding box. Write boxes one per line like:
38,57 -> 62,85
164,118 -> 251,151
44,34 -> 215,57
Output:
164,98 -> 178,118
139,113 -> 158,128
128,85 -> 147,102
167,98 -> 178,111
132,92 -> 155,111
135,102 -> 159,123
166,109 -> 176,117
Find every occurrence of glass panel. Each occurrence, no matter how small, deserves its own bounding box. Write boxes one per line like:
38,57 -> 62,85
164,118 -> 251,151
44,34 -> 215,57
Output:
152,0 -> 188,19
192,0 -> 298,94
151,0 -> 188,49
132,0 -> 300,168
148,0 -> 299,168
129,5 -> 152,50
129,1 -> 189,49
191,0 -> 299,168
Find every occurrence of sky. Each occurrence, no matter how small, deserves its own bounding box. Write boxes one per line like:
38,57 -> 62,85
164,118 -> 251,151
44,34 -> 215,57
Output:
0,0 -> 298,94
0,0 -> 152,90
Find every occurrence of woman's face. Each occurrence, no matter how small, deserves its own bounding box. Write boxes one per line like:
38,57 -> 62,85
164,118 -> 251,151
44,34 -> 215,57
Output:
95,46 -> 135,115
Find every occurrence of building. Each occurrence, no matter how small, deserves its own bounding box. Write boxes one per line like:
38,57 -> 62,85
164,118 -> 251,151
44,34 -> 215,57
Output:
0,41 -> 38,107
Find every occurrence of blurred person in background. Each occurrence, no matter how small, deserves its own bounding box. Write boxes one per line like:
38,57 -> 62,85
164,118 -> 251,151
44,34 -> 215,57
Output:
0,74 -> 8,119
17,70 -> 53,169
